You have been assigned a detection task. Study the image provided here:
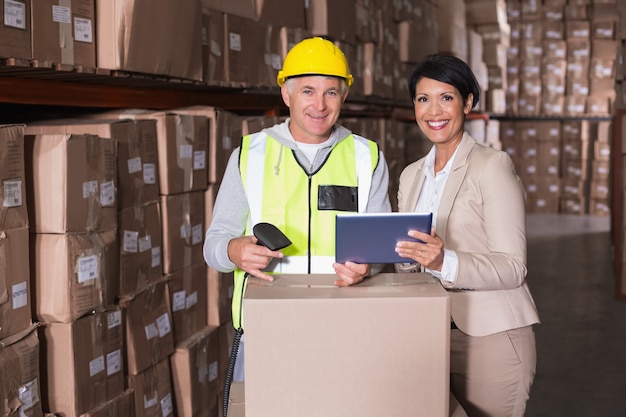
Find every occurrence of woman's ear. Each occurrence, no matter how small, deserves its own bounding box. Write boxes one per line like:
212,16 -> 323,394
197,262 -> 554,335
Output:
464,93 -> 474,114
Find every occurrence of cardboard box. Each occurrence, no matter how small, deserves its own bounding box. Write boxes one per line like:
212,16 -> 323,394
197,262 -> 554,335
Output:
0,227 -> 31,341
25,118 -> 159,210
203,0 -> 305,29
127,359 -> 174,417
0,0 -> 31,59
201,8 -> 226,84
40,308 -> 124,417
166,263 -> 208,345
170,326 -> 220,417
160,191 -> 204,275
0,325 -> 42,417
31,230 -> 118,323
90,109 -> 208,195
170,106 -> 242,185
118,201 -> 163,297
305,0 -> 356,44
31,0 -> 95,66
96,0 -> 202,81
79,390 -> 134,417
0,125 -> 29,230
201,0 -> 255,20
207,267 -> 233,327
227,382 -> 245,417
118,279 -> 174,375
24,133 -> 117,233
224,13 -> 263,85
244,273 -> 450,417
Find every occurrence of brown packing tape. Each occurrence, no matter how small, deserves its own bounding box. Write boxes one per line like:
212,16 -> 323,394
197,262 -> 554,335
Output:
91,312 -> 108,407
87,232 -> 106,308
182,193 -> 192,267
83,134 -> 103,232
59,0 -> 74,65
175,115 -> 195,192
0,231 -> 7,305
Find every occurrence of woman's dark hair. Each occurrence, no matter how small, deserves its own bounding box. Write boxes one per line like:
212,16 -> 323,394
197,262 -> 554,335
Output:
408,54 -> 480,109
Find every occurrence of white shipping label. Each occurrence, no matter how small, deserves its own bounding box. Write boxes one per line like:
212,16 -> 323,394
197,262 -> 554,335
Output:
186,291 -> 197,309
89,355 -> 105,377
144,393 -> 158,409
5,0 -> 26,29
151,247 -> 161,267
82,180 -> 98,198
210,40 -> 221,57
180,224 -> 191,239
145,323 -> 159,340
193,150 -> 206,170
179,144 -> 193,159
229,32 -> 242,52
74,17 -> 93,43
18,379 -> 39,412
192,224 -> 203,245
139,235 -> 152,253
12,281 -> 27,309
209,361 -> 218,382
222,136 -> 232,150
156,313 -> 171,337
172,290 -> 186,312
123,230 -> 139,253
52,5 -> 71,23
127,157 -> 142,174
143,163 -> 156,184
4,179 -> 22,207
100,180 -> 115,206
77,255 -> 98,283
161,393 -> 173,417
106,349 -> 122,375
108,310 -> 122,329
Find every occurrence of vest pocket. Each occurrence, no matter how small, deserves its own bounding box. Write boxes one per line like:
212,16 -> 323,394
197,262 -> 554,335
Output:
318,185 -> 358,212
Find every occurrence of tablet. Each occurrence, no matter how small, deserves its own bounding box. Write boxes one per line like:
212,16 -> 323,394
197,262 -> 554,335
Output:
335,212 -> 433,264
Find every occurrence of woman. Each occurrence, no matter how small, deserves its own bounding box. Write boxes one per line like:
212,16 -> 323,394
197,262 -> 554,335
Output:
394,54 -> 540,417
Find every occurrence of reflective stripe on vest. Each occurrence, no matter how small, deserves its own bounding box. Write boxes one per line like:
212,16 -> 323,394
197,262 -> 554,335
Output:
232,131 -> 379,329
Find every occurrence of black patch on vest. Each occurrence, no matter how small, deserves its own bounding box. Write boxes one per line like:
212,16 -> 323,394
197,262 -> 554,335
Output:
318,185 -> 358,212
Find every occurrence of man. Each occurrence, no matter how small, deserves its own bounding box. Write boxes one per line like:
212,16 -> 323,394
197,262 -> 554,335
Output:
203,37 -> 391,381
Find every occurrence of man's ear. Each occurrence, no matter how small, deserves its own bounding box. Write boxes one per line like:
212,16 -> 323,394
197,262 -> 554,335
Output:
280,84 -> 291,108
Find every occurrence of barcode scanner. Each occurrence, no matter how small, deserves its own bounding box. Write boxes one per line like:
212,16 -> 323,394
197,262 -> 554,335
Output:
253,222 -> 292,251
223,223 -> 291,417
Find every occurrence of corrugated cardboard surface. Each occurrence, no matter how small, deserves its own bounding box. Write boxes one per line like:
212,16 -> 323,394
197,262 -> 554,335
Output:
127,358 -> 173,417
160,191 -> 205,275
0,227 -> 32,341
40,309 -> 124,417
24,133 -> 117,233
0,124 -> 29,230
96,0 -> 202,81
119,279 -> 174,375
31,0 -> 95,66
226,382 -> 245,417
244,273 -> 450,417
170,325 -> 219,417
166,262 -> 208,345
118,200 -> 163,297
0,324 -> 42,417
79,389 -> 134,417
25,118 -> 159,210
31,230 -> 118,323
0,0 -> 32,59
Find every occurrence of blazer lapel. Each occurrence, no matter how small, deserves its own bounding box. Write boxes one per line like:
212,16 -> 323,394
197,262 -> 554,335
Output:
436,133 -> 475,240
404,161 -> 426,213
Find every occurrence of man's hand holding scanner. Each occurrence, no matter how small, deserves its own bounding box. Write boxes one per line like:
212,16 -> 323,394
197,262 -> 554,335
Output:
227,235 -> 284,281
395,228 -> 445,272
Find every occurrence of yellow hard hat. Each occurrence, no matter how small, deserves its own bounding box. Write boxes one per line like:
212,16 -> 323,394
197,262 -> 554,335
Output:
277,37 -> 354,87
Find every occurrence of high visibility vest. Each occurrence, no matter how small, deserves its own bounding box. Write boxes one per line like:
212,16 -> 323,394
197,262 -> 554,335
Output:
231,131 -> 379,329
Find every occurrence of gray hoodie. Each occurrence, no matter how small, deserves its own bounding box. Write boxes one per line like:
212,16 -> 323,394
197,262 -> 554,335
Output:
203,118 -> 392,273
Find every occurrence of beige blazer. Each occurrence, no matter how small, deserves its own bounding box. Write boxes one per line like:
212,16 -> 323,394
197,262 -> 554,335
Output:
397,132 -> 540,337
